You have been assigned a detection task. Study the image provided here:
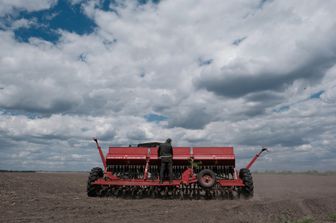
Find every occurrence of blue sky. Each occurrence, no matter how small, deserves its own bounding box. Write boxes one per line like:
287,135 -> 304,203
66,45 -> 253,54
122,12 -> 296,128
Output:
0,0 -> 336,171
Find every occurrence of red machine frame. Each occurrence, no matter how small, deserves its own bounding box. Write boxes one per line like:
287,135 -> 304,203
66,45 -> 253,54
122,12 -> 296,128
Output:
92,138 -> 267,188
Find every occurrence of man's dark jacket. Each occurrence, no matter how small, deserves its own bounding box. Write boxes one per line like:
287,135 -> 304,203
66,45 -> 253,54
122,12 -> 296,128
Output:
158,142 -> 173,157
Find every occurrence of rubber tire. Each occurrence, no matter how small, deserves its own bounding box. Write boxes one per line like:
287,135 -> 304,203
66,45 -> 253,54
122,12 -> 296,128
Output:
197,169 -> 216,188
87,167 -> 104,197
239,168 -> 254,198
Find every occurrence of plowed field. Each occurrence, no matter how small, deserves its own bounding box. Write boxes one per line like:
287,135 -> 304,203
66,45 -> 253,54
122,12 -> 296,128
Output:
1,172 -> 336,223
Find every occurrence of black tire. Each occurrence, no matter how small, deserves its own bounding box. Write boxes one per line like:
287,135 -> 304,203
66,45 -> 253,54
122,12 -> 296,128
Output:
197,169 -> 216,188
239,168 -> 254,198
87,167 -> 104,197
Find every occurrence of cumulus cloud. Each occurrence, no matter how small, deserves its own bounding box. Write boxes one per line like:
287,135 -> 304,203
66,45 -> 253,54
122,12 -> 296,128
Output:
0,0 -> 56,16
195,1 -> 336,98
0,0 -> 336,171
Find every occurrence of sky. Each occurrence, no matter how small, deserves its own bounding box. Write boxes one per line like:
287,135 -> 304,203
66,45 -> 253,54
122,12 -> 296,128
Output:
0,0 -> 336,171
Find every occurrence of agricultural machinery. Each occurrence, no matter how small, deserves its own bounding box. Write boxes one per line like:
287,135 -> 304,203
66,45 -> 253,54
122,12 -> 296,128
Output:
87,138 -> 268,199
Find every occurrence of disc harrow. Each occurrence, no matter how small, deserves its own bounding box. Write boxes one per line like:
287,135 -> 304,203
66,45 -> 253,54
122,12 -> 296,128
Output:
90,184 -> 241,200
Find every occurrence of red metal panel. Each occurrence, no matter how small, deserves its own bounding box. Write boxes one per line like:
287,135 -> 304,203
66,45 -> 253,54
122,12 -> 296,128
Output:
106,146 -> 235,166
107,147 -> 235,158
193,147 -> 234,154
169,147 -> 190,159
217,179 -> 244,187
192,147 -> 235,166
107,147 -> 148,158
106,147 -> 148,165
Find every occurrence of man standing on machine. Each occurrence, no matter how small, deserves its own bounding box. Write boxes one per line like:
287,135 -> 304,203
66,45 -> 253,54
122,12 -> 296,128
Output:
158,138 -> 173,183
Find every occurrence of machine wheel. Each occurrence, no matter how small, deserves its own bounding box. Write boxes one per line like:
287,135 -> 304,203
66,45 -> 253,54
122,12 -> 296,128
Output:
87,167 -> 104,197
197,169 -> 216,188
239,168 -> 254,198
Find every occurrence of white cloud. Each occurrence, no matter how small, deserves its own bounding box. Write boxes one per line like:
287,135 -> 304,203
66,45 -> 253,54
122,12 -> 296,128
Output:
0,0 -> 336,171
0,0 -> 56,16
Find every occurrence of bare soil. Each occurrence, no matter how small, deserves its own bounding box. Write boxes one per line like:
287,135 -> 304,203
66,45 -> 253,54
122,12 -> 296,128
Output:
1,172 -> 336,223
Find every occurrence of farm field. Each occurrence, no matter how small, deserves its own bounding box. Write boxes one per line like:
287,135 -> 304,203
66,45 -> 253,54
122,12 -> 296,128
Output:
1,172 -> 336,223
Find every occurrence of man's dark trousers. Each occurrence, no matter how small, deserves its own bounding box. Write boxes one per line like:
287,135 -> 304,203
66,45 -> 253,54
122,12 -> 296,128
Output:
160,156 -> 173,182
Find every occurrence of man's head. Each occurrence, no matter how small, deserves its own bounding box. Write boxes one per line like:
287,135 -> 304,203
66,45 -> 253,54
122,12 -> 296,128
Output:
166,138 -> 172,143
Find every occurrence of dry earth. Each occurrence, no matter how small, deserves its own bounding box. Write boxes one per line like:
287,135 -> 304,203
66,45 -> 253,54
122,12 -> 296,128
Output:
1,172 -> 336,223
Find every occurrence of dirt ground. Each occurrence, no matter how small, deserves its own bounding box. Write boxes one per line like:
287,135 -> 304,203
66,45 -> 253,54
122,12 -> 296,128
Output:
1,172 -> 336,223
